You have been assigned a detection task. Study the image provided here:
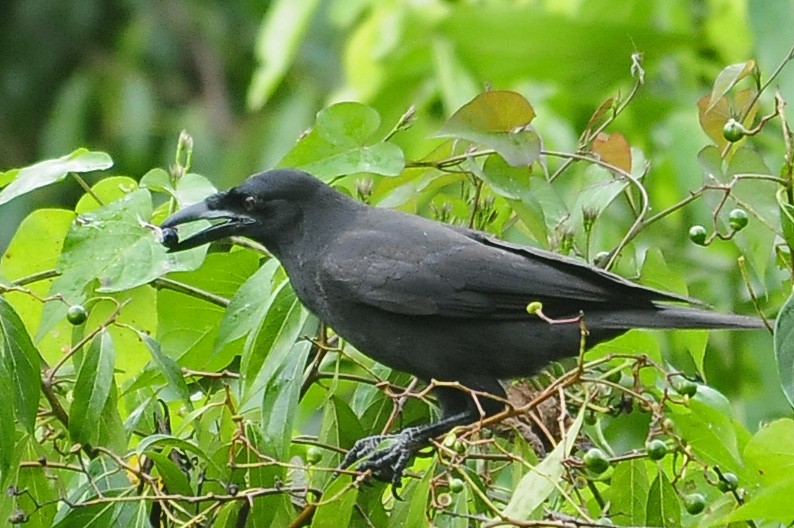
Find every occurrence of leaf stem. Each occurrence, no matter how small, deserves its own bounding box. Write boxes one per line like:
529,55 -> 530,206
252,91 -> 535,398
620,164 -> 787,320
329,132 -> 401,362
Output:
153,277 -> 230,308
70,173 -> 104,207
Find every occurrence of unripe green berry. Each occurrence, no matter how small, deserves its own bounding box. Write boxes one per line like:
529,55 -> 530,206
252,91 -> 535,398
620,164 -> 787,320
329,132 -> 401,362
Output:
449,478 -> 465,494
728,209 -> 748,231
684,492 -> 707,515
583,448 -> 610,474
722,119 -> 745,142
66,305 -> 88,325
688,225 -> 707,246
646,439 -> 667,461
306,447 -> 322,465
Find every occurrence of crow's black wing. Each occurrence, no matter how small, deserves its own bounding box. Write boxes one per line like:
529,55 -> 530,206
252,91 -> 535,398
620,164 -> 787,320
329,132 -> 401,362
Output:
321,221 -> 696,319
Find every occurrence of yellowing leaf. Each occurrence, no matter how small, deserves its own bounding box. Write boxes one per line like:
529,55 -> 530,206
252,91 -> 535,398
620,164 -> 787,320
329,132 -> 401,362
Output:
440,90 -> 536,133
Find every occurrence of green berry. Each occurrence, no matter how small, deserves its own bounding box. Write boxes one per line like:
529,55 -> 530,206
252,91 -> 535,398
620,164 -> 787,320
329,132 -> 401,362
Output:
646,439 -> 667,461
583,448 -> 610,474
718,472 -> 739,492
306,447 -> 322,465
66,305 -> 88,325
728,209 -> 748,231
722,119 -> 745,142
671,376 -> 698,397
684,492 -> 707,515
688,225 -> 707,246
449,478 -> 465,494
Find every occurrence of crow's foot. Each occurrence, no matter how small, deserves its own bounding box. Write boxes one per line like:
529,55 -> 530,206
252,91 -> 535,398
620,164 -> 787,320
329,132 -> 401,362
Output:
340,427 -> 426,495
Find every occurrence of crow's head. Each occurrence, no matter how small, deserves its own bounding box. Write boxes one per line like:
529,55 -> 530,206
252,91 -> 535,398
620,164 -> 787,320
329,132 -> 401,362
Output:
160,168 -> 328,253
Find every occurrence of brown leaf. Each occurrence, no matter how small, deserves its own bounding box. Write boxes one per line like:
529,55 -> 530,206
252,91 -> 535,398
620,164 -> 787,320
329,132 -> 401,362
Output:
591,132 -> 632,173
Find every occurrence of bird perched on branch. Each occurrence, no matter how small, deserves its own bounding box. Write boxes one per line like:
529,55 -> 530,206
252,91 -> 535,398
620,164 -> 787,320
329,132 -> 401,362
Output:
160,168 -> 762,490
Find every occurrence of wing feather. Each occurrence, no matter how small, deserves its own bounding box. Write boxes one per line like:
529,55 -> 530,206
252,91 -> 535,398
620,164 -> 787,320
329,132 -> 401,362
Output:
321,220 -> 696,319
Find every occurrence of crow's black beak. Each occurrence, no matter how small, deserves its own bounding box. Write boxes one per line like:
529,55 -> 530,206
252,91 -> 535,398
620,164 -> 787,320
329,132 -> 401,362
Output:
160,199 -> 255,253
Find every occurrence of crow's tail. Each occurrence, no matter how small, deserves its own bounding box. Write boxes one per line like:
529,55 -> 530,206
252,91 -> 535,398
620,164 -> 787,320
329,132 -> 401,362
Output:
587,304 -> 764,330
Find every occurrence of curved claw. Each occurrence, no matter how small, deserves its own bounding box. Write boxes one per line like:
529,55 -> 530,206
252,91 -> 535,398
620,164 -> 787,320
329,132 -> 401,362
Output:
338,427 -> 425,493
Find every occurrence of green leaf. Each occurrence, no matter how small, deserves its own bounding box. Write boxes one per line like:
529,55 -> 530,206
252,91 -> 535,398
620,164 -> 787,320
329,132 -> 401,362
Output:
0,149 -> 112,206
744,418 -> 794,486
74,176 -> 139,213
240,279 -> 311,397
135,434 -> 223,475
774,291 -> 794,408
214,259 -> 280,352
508,198 -> 548,246
59,189 -> 204,292
725,145 -> 772,178
141,170 -> 217,212
39,187 -> 206,339
437,90 -> 540,166
0,208 -> 75,364
310,475 -> 359,528
696,145 -> 724,182
245,423 -> 293,526
0,170 -> 15,188
610,459 -> 649,524
434,484 -> 470,528
261,340 -> 311,460
645,469 -> 681,527
708,60 -> 756,111
575,169 -> 630,221
145,451 -> 193,496
388,459 -> 436,527
778,189 -> 794,262
501,406 -> 584,519
70,330 -> 115,446
247,0 -> 322,110
157,251 -> 258,370
479,154 -> 531,199
14,439 -> 58,525
0,363 -> 16,484
278,102 -> 405,180
722,476 -> 794,523
0,297 -> 41,432
318,396 -> 366,459
135,330 -> 192,408
640,248 -> 688,297
670,399 -> 747,478
51,489 -> 128,528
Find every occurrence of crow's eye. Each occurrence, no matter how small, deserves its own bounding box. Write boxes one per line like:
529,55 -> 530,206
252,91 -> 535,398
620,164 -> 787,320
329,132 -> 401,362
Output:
243,196 -> 256,211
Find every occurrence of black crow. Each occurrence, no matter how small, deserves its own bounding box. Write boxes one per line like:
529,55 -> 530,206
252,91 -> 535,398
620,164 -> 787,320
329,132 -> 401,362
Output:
160,168 -> 762,488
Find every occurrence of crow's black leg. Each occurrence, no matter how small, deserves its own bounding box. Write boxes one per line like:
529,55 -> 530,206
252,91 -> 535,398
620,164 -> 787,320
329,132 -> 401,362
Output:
340,378 -> 507,495
340,410 -> 475,493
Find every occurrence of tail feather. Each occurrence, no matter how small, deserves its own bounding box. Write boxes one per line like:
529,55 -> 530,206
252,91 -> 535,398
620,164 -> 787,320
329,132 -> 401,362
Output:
587,304 -> 764,330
